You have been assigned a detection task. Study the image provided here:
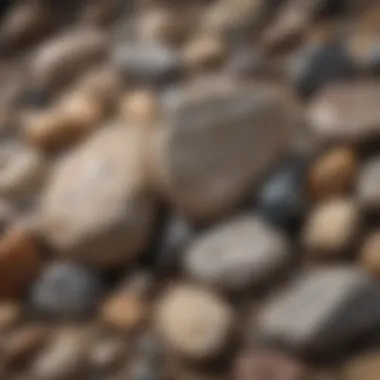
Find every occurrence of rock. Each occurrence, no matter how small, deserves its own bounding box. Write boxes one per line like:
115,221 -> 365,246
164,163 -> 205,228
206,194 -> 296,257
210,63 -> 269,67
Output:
308,146 -> 358,200
129,360 -> 161,380
119,89 -> 160,126
0,0 -> 50,49
155,213 -> 195,271
184,214 -> 290,291
302,198 -> 360,256
256,266 -> 380,355
357,158 -> 380,212
16,87 -> 51,109
0,141 -> 48,200
342,351 -> 380,380
111,42 -> 182,86
257,156 -> 309,230
101,272 -> 152,332
225,47 -> 267,78
23,91 -> 104,152
183,33 -> 226,72
1,325 -> 48,367
32,327 -> 91,379
152,77 -> 296,221
89,336 -> 125,371
234,348 -> 307,380
155,283 -> 233,359
360,231 -> 380,277
308,82 -> 380,142
0,302 -> 21,330
38,125 -> 155,266
202,0 -> 267,36
30,27 -> 108,89
0,226 -> 41,298
290,40 -> 356,98
30,261 -> 104,318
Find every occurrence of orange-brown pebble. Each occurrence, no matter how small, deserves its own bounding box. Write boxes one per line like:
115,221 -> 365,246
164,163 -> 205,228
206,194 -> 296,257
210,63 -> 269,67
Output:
0,302 -> 21,330
342,351 -> 380,380
0,226 -> 41,298
101,293 -> 147,333
183,33 -> 225,71
361,231 -> 380,277
24,93 -> 103,151
308,146 -> 358,200
1,324 -> 48,367
119,90 -> 159,126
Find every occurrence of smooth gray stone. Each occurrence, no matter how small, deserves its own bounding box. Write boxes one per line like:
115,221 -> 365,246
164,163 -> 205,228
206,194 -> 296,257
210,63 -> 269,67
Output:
256,267 -> 380,354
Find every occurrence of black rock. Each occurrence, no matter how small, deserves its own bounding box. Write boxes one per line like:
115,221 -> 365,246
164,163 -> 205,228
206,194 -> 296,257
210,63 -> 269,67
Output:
257,157 -> 308,231
291,41 -> 357,98
30,262 -> 104,318
256,266 -> 380,357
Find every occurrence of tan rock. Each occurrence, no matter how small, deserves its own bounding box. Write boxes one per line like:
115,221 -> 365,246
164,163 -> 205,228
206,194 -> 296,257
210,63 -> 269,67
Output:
342,351 -> 380,380
0,302 -> 21,330
302,198 -> 360,255
155,284 -> 233,359
361,231 -> 380,277
38,125 -> 155,267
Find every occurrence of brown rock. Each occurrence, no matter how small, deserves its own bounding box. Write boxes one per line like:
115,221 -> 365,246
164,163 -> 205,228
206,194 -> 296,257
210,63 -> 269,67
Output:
32,327 -> 91,379
302,198 -> 360,256
88,336 -> 126,371
234,349 -> 306,380
357,158 -> 380,212
361,231 -> 380,277
0,302 -> 21,330
308,83 -> 380,143
38,125 -> 155,267
30,28 -> 108,89
183,33 -> 226,71
1,325 -> 48,367
0,226 -> 41,298
152,77 -> 296,221
308,146 -> 358,200
342,351 -> 380,380
155,283 -> 233,360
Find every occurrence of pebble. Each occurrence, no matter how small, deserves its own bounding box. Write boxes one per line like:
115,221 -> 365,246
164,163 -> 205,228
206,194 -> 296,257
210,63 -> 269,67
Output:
183,33 -> 226,72
360,231 -> 380,277
257,157 -> 308,230
308,146 -> 358,201
38,125 -> 155,266
89,336 -> 125,371
290,40 -> 356,98
23,92 -> 103,152
30,27 -> 108,89
119,89 -> 159,126
1,325 -> 48,367
129,360 -> 161,380
101,275 -> 150,332
155,284 -> 233,359
0,302 -> 21,330
357,158 -> 380,212
302,198 -> 360,256
234,348 -> 306,380
342,351 -> 380,380
30,261 -> 104,318
0,141 -> 48,200
152,77 -> 297,221
184,214 -> 290,291
308,82 -> 380,142
0,226 -> 41,298
32,327 -> 91,379
256,266 -> 380,355
111,42 -> 182,86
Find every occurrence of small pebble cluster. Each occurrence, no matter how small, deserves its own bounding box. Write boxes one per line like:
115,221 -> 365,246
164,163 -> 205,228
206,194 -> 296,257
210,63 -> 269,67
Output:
1,0 -> 380,379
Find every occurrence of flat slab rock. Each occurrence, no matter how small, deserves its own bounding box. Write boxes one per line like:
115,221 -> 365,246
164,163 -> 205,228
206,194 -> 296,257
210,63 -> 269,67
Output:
308,83 -> 380,142
256,266 -> 380,355
153,77 -> 298,221
37,125 -> 155,267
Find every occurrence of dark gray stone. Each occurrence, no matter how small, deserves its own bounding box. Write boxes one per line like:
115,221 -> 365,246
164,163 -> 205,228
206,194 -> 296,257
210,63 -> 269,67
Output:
256,267 -> 380,355
30,262 -> 104,318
